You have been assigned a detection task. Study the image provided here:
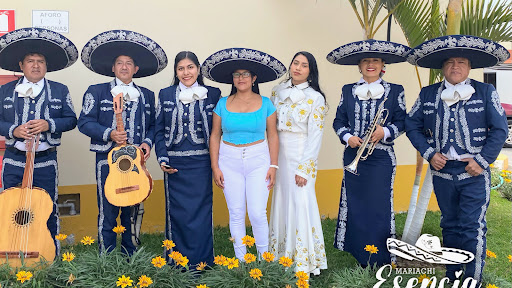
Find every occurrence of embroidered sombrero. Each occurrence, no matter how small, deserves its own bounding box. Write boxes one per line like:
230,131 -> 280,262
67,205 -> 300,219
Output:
326,39 -> 411,65
387,234 -> 474,265
201,48 -> 286,84
407,35 -> 510,69
0,27 -> 78,72
81,30 -> 167,78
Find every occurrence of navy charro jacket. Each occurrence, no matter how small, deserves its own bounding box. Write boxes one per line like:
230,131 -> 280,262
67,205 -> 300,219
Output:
405,79 -> 507,169
0,77 -> 77,147
77,79 -> 155,154
154,84 -> 220,165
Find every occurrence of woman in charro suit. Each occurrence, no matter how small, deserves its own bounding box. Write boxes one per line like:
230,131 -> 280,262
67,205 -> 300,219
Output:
328,40 -> 410,266
154,51 -> 221,267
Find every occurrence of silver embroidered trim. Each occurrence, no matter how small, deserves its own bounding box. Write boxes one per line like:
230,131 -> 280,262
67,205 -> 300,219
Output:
155,101 -> 162,118
174,87 -> 184,144
473,136 -> 486,141
490,90 -> 504,116
100,107 -> 113,111
336,127 -> 348,136
423,102 -> 435,107
424,110 -> 434,115
96,159 -> 108,252
3,104 -> 12,109
459,108 -> 482,154
475,154 -> 489,169
167,149 -> 209,156
408,97 -> 421,117
103,128 -> 113,142
423,147 -> 435,160
432,170 -> 453,180
468,107 -> 484,113
335,175 -> 347,250
457,172 -> 472,181
157,156 -> 169,164
397,90 -> 406,111
83,93 -> 95,115
474,170 -> 490,282
473,128 -> 486,133
50,105 -> 62,110
327,40 -> 410,64
466,99 -> 483,105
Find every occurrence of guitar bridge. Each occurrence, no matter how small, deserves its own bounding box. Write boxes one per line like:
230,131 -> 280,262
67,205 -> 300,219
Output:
116,185 -> 140,194
0,251 -> 39,258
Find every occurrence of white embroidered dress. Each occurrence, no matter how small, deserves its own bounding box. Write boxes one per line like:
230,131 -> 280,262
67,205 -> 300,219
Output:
269,79 -> 327,275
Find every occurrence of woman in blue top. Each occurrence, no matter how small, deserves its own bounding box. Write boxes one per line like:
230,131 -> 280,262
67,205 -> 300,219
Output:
204,48 -> 286,259
154,51 -> 221,267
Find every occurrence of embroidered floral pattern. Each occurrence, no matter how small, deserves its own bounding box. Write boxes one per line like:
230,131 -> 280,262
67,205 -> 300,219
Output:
327,40 -> 410,64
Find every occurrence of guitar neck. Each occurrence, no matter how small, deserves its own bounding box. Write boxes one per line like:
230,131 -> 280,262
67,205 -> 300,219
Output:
115,113 -> 126,145
21,137 -> 37,189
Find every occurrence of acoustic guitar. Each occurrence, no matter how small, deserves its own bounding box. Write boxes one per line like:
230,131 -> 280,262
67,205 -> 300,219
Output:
0,135 -> 56,268
104,93 -> 153,207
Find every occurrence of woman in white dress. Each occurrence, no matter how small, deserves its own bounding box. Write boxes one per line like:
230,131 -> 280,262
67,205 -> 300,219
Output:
269,51 -> 327,275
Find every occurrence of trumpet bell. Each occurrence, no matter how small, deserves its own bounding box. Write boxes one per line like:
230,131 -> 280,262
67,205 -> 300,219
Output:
344,161 -> 359,176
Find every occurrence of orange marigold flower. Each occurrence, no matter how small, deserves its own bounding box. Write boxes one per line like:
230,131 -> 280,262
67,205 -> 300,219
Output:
241,235 -> 255,248
175,255 -> 189,267
364,245 -> 379,254
262,251 -> 275,262
116,275 -> 133,288
62,252 -> 75,262
486,250 -> 497,258
151,256 -> 166,268
486,284 -> 499,288
417,274 -> 430,284
137,275 -> 153,287
196,285 -> 209,288
226,257 -> 239,269
213,255 -> 226,265
296,278 -> 310,288
249,268 -> 263,280
169,251 -> 183,260
196,261 -> 207,271
508,255 -> 512,262
279,256 -> 293,267
113,225 -> 126,234
244,253 -> 257,264
55,233 -> 68,241
16,270 -> 33,283
295,271 -> 309,281
81,236 -> 95,245
162,239 -> 176,250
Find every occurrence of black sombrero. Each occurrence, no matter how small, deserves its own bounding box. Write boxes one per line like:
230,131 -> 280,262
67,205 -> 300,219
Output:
407,35 -> 510,69
81,30 -> 167,78
201,48 -> 286,84
327,39 -> 411,65
0,27 -> 78,72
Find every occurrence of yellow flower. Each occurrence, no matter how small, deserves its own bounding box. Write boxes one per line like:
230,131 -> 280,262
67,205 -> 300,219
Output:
500,173 -> 507,177
116,275 -> 133,288
486,249 -> 497,258
175,255 -> 189,267
197,285 -> 209,288
391,262 -> 397,269
226,257 -> 239,269
244,253 -> 257,264
299,109 -> 306,115
307,99 -> 313,104
286,121 -> 292,127
67,273 -> 76,285
489,163 -> 494,168
486,285 -> 499,288
249,268 -> 263,280
364,244 -> 379,254
162,239 -> 176,250
508,255 -> 512,262
505,178 -> 512,183
137,275 -> 153,287
214,255 -> 226,265
16,270 -> 33,283
291,104 -> 297,108
296,278 -> 310,288
55,233 -> 68,241
241,235 -> 255,248
169,251 -> 183,260
295,271 -> 309,280
62,252 -> 75,262
262,251 -> 275,262
279,256 -> 293,267
196,261 -> 207,271
151,256 -> 166,268
417,274 -> 430,284
113,225 -> 126,234
81,236 -> 95,245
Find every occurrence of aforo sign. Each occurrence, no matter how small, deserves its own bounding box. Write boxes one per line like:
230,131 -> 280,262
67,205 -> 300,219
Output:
0,10 -> 15,36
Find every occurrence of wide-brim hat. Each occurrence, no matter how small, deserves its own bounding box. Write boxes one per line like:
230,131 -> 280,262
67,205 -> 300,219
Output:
387,235 -> 474,265
326,39 -> 411,65
0,27 -> 78,72
201,48 -> 286,84
81,30 -> 167,78
407,35 -> 510,69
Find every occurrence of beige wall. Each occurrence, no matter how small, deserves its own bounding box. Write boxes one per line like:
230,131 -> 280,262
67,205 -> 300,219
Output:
1,0 -> 483,186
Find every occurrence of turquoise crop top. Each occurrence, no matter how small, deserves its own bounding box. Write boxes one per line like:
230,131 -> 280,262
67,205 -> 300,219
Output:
213,95 -> 276,145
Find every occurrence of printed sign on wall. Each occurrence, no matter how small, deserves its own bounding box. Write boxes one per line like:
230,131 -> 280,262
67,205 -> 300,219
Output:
32,10 -> 69,33
0,10 -> 15,36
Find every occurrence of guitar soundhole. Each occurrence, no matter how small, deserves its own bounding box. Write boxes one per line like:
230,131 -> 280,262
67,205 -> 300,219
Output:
14,210 -> 33,226
119,158 -> 132,172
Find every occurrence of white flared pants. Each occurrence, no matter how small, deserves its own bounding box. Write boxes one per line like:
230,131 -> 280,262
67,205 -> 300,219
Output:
219,141 -> 270,259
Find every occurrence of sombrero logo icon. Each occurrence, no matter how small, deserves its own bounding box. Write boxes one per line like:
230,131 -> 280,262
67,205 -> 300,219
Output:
387,234 -> 474,264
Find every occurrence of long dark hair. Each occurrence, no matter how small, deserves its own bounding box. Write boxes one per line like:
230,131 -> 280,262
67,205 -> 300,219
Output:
284,51 -> 325,100
229,70 -> 260,95
171,51 -> 204,86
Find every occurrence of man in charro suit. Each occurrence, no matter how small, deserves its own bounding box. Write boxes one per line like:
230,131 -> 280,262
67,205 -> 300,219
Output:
78,30 -> 167,255
0,28 -> 78,255
406,35 -> 509,283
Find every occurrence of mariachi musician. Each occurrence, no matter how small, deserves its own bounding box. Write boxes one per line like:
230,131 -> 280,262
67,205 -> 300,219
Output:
78,30 -> 167,255
0,27 -> 78,255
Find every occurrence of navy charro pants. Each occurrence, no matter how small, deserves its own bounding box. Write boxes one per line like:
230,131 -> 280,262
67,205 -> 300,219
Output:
95,153 -> 136,255
432,161 -> 489,283
1,149 -> 60,256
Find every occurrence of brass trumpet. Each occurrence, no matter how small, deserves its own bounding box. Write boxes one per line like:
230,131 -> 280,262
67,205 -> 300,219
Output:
344,98 -> 389,175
